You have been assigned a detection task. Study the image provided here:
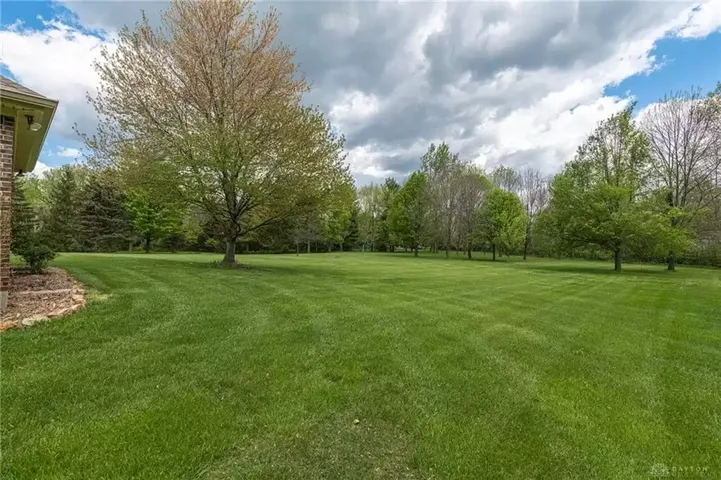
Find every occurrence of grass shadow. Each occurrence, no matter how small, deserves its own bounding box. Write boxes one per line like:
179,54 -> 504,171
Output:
519,262 -> 673,277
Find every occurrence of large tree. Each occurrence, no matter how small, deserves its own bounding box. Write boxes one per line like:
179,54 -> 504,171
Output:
519,168 -> 549,260
421,143 -> 462,257
85,0 -> 349,265
641,88 -> 721,270
454,165 -> 491,259
43,165 -> 84,251
77,174 -> 134,252
549,105 -> 687,271
377,177 -> 400,252
357,184 -> 383,252
475,188 -> 527,261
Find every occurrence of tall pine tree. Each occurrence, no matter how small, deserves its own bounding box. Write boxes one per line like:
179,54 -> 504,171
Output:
11,177 -> 39,251
77,175 -> 133,252
44,166 -> 82,251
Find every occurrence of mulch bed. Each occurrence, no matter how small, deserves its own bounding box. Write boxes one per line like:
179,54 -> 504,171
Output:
0,267 -> 86,331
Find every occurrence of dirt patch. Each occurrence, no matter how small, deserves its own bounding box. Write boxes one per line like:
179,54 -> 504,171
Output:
0,267 -> 87,331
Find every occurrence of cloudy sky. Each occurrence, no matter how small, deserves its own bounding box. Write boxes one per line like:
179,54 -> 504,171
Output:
1,1 -> 720,184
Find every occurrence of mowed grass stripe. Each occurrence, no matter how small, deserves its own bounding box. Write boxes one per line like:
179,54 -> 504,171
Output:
1,252 -> 719,478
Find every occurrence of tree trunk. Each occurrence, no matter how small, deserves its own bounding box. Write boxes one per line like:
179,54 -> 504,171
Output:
492,244 -> 496,261
667,252 -> 676,271
340,243 -> 344,252
614,249 -> 622,271
144,235 -> 151,253
222,238 -> 236,264
307,239 -> 311,254
467,241 -> 472,259
523,221 -> 531,261
128,240 -> 133,252
414,246 -> 418,257
445,228 -> 451,259
296,242 -> 299,256
328,242 -> 332,252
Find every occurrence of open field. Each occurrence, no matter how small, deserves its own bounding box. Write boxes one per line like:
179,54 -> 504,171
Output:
1,253 -> 720,478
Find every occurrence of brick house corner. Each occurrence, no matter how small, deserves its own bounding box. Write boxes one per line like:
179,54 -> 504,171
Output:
0,76 -> 58,313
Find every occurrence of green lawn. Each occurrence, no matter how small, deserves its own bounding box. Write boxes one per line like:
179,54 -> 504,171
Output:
2,253 -> 720,478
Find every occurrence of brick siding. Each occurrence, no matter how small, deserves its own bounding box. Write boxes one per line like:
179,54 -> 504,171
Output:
0,115 -> 14,312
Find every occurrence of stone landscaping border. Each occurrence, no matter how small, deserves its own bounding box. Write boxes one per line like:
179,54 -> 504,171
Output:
0,268 -> 87,331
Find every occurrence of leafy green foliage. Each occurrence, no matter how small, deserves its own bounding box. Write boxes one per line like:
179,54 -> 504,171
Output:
14,233 -> 56,274
377,177 -> 400,252
545,105 -> 691,270
43,165 -> 84,251
125,191 -> 184,253
83,0 -> 351,264
76,175 -> 133,252
388,171 -> 429,255
343,204 -> 360,250
10,177 -> 38,251
475,188 -> 527,258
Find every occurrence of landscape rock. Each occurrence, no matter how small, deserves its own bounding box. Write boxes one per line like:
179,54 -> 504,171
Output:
21,315 -> 49,327
1,267 -> 87,330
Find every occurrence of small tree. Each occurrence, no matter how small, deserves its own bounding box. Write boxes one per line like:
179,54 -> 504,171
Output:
475,188 -> 527,260
320,181 -> 355,252
11,177 -> 37,250
125,191 -> 184,253
11,177 -> 56,274
388,171 -> 429,256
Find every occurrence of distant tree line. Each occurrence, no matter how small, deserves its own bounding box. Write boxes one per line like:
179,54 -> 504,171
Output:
9,0 -> 720,273
13,84 -> 721,272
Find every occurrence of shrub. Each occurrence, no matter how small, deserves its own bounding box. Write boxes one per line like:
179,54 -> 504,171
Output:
14,233 -> 57,274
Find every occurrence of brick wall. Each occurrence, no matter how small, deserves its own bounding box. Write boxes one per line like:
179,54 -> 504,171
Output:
0,115 -> 14,313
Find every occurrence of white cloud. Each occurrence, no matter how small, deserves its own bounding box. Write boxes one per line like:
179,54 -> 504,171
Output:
321,11 -> 360,36
31,161 -> 53,178
56,147 -> 82,158
331,1 -> 721,178
675,1 -> 721,38
330,91 -> 382,134
0,20 -> 113,139
3,0 -> 721,185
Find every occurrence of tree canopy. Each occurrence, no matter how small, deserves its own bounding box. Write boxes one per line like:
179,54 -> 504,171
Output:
83,0 -> 352,264
475,188 -> 527,260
